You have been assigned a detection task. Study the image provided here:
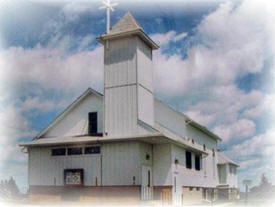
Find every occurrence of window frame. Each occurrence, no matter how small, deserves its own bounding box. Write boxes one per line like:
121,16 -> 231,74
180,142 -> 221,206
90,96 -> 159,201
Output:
195,154 -> 201,171
51,148 -> 66,156
67,147 -> 83,156
88,112 -> 98,135
186,151 -> 192,169
84,146 -> 101,154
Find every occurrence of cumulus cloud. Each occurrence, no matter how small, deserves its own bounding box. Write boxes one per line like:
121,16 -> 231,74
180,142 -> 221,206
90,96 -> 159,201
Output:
225,129 -> 275,182
154,1 -> 270,97
228,130 -> 275,159
214,119 -> 256,141
0,45 -> 103,95
0,105 -> 37,144
151,0 -> 274,144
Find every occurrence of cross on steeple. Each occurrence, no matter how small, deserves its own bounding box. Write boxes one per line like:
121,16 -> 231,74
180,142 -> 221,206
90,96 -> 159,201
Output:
99,0 -> 118,34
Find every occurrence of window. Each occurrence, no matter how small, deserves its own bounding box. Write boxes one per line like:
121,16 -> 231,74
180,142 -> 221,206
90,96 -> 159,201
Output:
203,144 -> 206,151
186,151 -> 192,169
84,146 -> 100,154
196,187 -> 200,191
88,112 -> 97,135
146,154 -> 150,160
68,147 -> 82,155
51,148 -> 66,156
195,155 -> 201,171
212,149 -> 215,157
189,187 -> 193,191
192,139 -> 195,144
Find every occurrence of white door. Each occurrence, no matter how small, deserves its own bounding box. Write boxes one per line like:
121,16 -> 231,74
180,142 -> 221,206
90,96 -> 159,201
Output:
141,165 -> 153,200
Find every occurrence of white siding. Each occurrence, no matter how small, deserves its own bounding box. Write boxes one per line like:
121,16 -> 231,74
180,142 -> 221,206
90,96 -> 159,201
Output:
104,37 -> 137,88
137,36 -> 155,127
154,99 -> 220,189
155,99 -> 217,150
153,144 -> 172,186
138,85 -> 154,126
218,164 -> 227,184
171,144 -> 218,188
102,142 -> 140,186
104,85 -> 138,136
139,142 -> 153,167
104,36 -> 155,136
137,37 -> 153,91
227,164 -> 238,188
29,146 -> 101,186
43,93 -> 103,137
29,142 -> 147,187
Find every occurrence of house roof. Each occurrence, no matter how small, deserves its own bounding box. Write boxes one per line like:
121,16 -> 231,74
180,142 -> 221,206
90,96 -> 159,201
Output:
20,129 -> 207,155
185,116 -> 222,141
34,87 -> 222,143
20,133 -> 162,147
109,12 -> 142,34
218,152 -> 239,167
34,88 -> 102,139
97,12 -> 159,50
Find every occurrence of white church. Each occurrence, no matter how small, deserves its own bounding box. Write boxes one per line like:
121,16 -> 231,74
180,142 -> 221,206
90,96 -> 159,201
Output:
20,11 -> 239,205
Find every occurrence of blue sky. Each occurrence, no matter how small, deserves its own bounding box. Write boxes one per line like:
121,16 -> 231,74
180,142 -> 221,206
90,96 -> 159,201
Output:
0,0 -> 275,192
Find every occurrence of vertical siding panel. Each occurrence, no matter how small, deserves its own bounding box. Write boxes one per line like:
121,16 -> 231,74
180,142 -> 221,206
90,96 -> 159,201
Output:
102,142 -> 140,186
29,147 -> 101,187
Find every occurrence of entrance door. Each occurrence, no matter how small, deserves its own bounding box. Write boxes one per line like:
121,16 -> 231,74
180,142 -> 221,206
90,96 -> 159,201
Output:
141,165 -> 153,200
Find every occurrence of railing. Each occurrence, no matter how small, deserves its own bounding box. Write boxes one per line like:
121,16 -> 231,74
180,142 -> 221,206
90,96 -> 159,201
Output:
141,186 -> 153,200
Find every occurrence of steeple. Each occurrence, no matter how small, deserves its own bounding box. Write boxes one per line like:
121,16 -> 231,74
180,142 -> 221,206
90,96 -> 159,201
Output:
97,12 -> 159,137
97,12 -> 159,50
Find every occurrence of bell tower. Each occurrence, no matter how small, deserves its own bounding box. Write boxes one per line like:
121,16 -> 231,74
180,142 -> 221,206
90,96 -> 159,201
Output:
97,12 -> 159,137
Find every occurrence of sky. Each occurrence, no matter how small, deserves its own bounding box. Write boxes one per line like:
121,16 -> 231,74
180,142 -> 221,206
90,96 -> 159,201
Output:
0,0 -> 275,192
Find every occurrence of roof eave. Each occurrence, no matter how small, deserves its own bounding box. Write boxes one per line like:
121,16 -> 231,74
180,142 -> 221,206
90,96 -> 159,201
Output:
97,29 -> 159,50
185,117 -> 222,141
35,88 -> 103,139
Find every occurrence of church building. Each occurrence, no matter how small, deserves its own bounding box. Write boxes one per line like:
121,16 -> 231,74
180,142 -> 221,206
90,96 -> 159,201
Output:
20,12 -> 239,205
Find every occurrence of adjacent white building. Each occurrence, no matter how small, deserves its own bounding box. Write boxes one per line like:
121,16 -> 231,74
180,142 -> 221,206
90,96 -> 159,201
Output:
20,12 -> 239,205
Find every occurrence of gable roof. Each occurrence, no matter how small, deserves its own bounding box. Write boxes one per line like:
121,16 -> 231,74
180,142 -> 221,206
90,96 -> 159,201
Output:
35,87 -> 222,142
218,152 -> 239,167
35,88 -> 102,139
97,12 -> 159,50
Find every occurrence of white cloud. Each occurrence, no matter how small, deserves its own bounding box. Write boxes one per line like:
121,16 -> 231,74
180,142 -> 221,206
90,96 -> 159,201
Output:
151,31 -> 188,46
214,119 -> 256,141
173,32 -> 188,42
226,129 -> 275,160
225,128 -> 275,186
0,105 -> 37,144
185,110 -> 215,126
243,94 -> 275,119
151,0 -> 274,144
0,45 -> 103,95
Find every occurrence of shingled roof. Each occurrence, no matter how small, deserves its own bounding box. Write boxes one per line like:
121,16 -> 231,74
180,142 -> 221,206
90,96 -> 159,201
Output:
109,12 -> 142,34
97,12 -> 159,50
